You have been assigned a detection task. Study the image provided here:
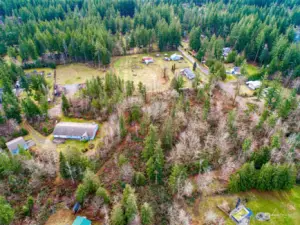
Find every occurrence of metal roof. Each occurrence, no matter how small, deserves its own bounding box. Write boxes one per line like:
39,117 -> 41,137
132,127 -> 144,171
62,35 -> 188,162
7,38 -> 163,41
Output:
53,122 -> 98,138
72,216 -> 91,225
6,137 -> 27,152
183,68 -> 196,79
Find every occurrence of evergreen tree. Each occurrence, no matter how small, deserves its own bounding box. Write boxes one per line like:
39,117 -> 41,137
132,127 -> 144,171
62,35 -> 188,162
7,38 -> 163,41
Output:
257,163 -> 274,190
75,184 -> 88,203
142,125 -> 158,160
2,93 -> 22,123
146,141 -> 164,184
62,94 -> 70,115
161,117 -> 173,150
133,172 -> 146,186
251,146 -> 270,169
189,27 -> 201,51
21,97 -> 41,119
96,187 -> 110,204
0,196 -> 14,225
119,114 -> 127,139
141,202 -> 154,225
59,152 -> 69,179
168,164 -> 187,194
242,138 -> 252,153
111,203 -> 125,225
122,184 -> 138,223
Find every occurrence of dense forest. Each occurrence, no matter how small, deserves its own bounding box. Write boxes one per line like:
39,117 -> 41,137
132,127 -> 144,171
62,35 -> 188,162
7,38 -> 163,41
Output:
0,0 -> 299,80
0,1 -> 300,225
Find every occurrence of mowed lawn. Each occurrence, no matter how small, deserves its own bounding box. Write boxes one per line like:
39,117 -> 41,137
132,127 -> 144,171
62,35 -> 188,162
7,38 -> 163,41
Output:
113,52 -> 193,92
193,186 -> 300,225
56,63 -> 105,85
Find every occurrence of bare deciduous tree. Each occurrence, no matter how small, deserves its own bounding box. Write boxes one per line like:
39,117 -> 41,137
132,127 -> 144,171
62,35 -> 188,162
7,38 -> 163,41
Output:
168,203 -> 191,225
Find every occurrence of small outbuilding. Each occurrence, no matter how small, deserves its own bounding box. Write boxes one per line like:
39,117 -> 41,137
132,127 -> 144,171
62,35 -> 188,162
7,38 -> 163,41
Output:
72,216 -> 91,225
181,68 -> 196,80
230,205 -> 252,224
223,47 -> 232,57
0,88 -> 3,103
246,81 -> 262,90
142,57 -> 154,65
170,54 -> 183,61
53,122 -> 99,141
6,137 -> 29,155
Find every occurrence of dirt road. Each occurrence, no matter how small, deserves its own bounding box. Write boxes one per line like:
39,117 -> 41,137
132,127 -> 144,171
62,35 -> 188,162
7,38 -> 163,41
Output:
23,122 -> 57,151
178,47 -> 209,75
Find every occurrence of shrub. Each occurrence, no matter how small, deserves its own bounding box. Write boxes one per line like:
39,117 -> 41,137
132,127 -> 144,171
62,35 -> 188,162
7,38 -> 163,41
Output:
96,187 -> 110,204
75,184 -> 88,203
118,154 -> 128,167
132,172 -> 146,186
250,146 -> 270,169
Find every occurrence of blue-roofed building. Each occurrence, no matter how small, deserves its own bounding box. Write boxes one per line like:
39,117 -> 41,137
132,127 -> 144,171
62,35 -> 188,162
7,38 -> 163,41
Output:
295,30 -> 300,43
170,54 -> 183,61
0,88 -> 3,103
181,68 -> 196,80
6,137 -> 29,155
72,216 -> 91,225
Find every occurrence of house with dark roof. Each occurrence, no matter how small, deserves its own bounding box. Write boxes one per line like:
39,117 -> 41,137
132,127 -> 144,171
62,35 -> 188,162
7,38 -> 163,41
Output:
223,47 -> 232,57
53,122 -> 99,141
72,216 -> 91,225
181,68 -> 196,80
0,88 -> 3,103
6,137 -> 29,155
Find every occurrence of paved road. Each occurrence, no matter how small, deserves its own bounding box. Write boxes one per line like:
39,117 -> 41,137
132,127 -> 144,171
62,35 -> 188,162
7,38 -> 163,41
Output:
178,47 -> 209,75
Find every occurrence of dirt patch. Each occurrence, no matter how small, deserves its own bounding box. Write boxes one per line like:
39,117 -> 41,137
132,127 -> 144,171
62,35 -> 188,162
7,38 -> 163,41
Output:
45,209 -> 75,225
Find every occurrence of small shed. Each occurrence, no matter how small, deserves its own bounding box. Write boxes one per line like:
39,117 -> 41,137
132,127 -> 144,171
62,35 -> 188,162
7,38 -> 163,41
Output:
53,122 -> 99,141
230,205 -> 252,224
72,216 -> 91,225
181,68 -> 196,80
6,137 -> 28,155
142,57 -> 154,65
0,88 -> 3,103
170,54 -> 183,61
223,47 -> 232,57
246,81 -> 261,90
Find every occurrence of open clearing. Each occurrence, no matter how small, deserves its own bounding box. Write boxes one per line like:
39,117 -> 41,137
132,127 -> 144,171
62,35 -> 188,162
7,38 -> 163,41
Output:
56,63 -> 104,85
246,64 -> 260,76
192,185 -> 300,225
113,52 -> 193,91
31,52 -> 194,92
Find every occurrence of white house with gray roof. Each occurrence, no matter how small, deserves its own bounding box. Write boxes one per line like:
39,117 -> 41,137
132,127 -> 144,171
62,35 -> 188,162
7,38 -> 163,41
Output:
53,122 -> 99,141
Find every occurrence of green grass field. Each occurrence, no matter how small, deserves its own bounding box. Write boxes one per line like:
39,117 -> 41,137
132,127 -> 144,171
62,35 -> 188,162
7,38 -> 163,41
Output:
56,63 -> 105,85
193,186 -> 300,225
113,52 -> 193,91
246,64 -> 260,76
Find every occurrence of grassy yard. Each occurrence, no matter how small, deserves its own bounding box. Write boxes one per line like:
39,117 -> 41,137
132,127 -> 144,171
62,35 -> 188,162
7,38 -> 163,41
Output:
56,63 -> 105,85
192,186 -> 300,225
113,52 -> 193,92
246,64 -> 260,76
56,116 -> 102,153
